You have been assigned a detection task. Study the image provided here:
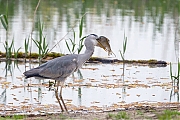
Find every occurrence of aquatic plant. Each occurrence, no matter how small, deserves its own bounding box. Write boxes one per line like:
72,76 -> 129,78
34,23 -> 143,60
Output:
170,61 -> 180,102
0,3 -> 8,31
119,32 -> 127,61
13,47 -> 21,59
24,37 -> 30,59
65,15 -> 86,54
3,40 -> 14,59
65,29 -> 76,54
32,19 -> 49,62
170,62 -> 180,83
77,15 -> 86,54
0,14 -> 8,31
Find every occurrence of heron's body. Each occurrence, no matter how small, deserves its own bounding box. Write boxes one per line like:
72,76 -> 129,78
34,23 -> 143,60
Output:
24,35 -> 96,81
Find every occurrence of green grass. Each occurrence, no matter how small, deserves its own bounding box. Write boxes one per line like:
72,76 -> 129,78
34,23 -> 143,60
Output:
158,110 -> 180,120
107,111 -> 129,119
136,110 -> 144,115
0,115 -> 25,120
59,113 -> 67,119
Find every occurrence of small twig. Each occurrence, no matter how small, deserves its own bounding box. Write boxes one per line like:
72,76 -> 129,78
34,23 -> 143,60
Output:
31,0 -> 41,33
48,29 -> 73,53
29,0 -> 41,65
46,12 -> 88,54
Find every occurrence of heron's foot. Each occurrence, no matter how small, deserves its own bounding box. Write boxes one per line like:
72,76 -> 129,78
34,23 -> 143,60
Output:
59,94 -> 68,112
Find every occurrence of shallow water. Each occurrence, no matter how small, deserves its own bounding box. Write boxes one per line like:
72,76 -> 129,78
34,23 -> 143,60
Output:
0,61 -> 177,113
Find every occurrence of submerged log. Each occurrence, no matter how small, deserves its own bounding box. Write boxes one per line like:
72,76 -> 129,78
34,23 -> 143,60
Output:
0,52 -> 167,67
88,57 -> 167,67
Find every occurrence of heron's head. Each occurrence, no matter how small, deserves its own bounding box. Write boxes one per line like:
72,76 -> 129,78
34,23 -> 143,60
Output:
85,34 -> 115,56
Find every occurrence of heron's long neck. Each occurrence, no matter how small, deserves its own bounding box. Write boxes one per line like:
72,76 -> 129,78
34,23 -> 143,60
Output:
78,43 -> 95,66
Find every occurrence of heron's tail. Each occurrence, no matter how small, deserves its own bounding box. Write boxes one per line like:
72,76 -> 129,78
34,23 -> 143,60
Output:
23,68 -> 41,79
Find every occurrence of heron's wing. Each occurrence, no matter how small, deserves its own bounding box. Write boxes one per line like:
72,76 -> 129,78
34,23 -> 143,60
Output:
38,54 -> 78,79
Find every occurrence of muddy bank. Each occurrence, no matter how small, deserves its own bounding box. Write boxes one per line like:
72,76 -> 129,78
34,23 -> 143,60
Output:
0,102 -> 180,120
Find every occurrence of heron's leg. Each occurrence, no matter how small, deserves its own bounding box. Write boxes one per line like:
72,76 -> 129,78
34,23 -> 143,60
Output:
55,80 -> 64,112
59,81 -> 68,112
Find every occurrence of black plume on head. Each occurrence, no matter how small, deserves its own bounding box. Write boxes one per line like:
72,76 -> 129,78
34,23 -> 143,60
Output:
89,34 -> 98,37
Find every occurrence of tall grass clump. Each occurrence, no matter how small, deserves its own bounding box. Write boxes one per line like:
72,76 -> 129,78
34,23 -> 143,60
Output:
3,40 -> 13,59
65,15 -> 86,54
32,19 -> 49,62
13,46 -> 21,59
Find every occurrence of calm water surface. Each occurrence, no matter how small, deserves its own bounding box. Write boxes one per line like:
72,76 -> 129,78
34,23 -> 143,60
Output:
0,62 -> 177,108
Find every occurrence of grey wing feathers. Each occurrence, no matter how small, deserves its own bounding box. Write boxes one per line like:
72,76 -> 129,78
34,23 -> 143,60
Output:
23,54 -> 78,79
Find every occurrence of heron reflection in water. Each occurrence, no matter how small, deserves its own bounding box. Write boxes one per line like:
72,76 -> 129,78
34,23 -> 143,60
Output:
23,34 -> 113,112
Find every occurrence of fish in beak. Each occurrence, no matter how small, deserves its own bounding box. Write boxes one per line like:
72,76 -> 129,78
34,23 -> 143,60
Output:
96,36 -> 115,56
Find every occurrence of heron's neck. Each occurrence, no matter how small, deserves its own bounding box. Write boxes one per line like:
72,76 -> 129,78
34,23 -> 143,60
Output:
82,46 -> 94,61
78,45 -> 94,66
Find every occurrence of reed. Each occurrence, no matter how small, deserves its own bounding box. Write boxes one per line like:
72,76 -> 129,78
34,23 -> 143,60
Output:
119,32 -> 127,61
32,19 -> 49,62
24,37 -> 30,58
0,14 -> 8,31
170,62 -> 180,85
14,47 -> 21,59
65,15 -> 86,54
170,61 -> 180,101
3,40 -> 14,59
65,29 -> 76,54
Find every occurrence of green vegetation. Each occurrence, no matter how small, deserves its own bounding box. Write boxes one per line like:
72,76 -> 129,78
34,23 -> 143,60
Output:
65,15 -> 86,54
107,111 -> 129,119
119,32 -> 127,61
0,115 -> 25,120
13,47 -> 21,60
170,61 -> 180,101
170,62 -> 180,83
3,39 -> 21,60
0,14 -> 8,31
136,110 -> 144,115
32,19 -> 49,62
3,40 -> 13,59
24,37 -> 30,59
158,110 -> 180,120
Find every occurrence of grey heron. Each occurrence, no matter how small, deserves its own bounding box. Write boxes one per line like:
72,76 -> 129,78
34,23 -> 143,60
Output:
23,34 -> 112,112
